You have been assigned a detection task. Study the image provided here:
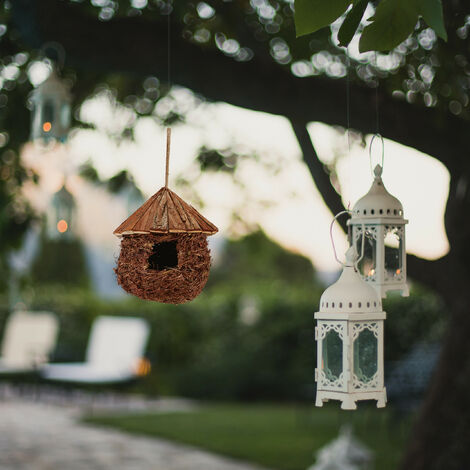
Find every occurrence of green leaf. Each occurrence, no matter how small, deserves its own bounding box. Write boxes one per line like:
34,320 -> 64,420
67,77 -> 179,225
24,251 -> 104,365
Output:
418,0 -> 447,40
359,0 -> 419,52
337,0 -> 369,47
294,0 -> 352,37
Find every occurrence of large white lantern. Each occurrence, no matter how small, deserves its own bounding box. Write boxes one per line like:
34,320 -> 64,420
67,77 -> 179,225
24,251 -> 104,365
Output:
315,247 -> 387,410
347,164 -> 408,298
30,67 -> 71,144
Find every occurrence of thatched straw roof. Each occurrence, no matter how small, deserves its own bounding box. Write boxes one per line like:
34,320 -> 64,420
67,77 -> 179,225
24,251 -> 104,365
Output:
114,187 -> 218,236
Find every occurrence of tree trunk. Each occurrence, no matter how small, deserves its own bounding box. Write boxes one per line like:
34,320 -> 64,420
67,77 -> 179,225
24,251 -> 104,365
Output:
401,298 -> 470,469
400,166 -> 470,469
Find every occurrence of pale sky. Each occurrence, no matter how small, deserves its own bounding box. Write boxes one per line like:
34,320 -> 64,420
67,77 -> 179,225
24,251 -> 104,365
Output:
22,87 -> 450,273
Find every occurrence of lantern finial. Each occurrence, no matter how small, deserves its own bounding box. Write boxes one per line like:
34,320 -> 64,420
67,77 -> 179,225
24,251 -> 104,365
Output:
373,164 -> 383,178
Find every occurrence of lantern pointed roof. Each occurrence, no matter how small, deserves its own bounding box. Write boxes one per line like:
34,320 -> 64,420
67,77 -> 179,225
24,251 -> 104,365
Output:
318,248 -> 382,314
351,165 -> 404,219
32,69 -> 71,102
113,186 -> 218,236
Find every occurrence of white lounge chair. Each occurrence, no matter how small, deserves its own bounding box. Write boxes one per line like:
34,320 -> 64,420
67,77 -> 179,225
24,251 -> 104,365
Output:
40,316 -> 150,384
0,311 -> 59,374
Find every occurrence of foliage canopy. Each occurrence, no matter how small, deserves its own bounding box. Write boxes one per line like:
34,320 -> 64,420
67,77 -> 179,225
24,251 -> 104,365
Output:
294,0 -> 447,52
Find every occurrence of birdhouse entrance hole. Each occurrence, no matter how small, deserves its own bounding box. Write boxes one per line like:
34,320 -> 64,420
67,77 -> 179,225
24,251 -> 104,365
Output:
148,240 -> 178,271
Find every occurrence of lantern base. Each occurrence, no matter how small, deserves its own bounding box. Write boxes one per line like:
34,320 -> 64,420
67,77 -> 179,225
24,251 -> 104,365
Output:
315,389 -> 387,410
367,282 -> 409,299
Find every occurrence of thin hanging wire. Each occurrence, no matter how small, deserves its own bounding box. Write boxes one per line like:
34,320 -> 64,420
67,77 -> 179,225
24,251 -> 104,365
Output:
167,0 -> 172,90
165,128 -> 171,188
374,51 -> 380,135
375,83 -> 380,135
345,47 -> 352,215
164,1 -> 172,188
346,54 -> 351,154
369,133 -> 385,175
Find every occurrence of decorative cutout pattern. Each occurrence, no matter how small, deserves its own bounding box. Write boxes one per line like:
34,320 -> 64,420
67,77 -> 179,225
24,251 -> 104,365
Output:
318,322 -> 346,390
318,370 -> 345,390
352,322 -> 379,340
318,322 -> 345,340
354,225 -> 378,240
353,371 -> 380,390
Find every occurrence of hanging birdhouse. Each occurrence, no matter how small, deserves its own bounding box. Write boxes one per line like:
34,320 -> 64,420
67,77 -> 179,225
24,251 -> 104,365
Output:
113,129 -> 218,304
30,67 -> 71,144
315,247 -> 387,410
347,137 -> 408,298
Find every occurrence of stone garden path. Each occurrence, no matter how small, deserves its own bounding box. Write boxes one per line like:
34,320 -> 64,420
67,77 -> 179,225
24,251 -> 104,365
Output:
0,388 -> 269,470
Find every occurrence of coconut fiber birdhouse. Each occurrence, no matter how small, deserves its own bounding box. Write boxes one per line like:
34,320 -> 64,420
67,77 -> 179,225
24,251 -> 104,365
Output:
113,130 -> 218,304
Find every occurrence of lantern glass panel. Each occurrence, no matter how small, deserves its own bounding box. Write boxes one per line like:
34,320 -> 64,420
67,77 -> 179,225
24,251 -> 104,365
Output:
56,204 -> 72,225
353,328 -> 377,382
322,329 -> 343,381
61,102 -> 71,129
43,100 -> 54,124
356,229 -> 377,279
384,228 -> 403,278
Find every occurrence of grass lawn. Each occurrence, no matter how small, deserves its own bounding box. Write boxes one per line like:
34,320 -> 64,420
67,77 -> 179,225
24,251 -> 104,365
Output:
84,403 -> 410,470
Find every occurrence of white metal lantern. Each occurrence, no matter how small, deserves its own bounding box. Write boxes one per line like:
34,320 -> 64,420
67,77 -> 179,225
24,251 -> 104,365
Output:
315,247 -> 387,410
30,67 -> 71,143
347,149 -> 408,298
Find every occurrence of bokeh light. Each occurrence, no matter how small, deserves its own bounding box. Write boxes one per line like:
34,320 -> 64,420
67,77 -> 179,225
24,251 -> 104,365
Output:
57,219 -> 68,233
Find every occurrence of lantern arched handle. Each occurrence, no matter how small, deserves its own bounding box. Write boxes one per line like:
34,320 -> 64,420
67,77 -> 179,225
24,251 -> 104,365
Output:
369,133 -> 384,176
330,211 -> 366,269
329,210 -> 352,267
40,42 -> 66,70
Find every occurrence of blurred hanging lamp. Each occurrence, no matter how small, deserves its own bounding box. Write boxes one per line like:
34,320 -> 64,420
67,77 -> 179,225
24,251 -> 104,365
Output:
48,182 -> 76,239
347,134 -> 409,298
30,42 -> 71,145
315,213 -> 387,410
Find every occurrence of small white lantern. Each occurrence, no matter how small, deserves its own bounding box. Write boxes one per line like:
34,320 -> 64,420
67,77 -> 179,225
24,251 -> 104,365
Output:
47,184 -> 75,239
347,163 -> 408,298
315,247 -> 387,410
30,67 -> 71,144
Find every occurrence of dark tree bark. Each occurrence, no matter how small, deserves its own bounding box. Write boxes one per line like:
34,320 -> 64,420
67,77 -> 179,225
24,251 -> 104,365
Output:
10,1 -> 470,468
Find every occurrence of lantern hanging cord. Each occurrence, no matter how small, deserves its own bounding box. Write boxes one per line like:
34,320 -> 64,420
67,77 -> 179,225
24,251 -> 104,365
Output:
165,127 -> 171,188
167,0 -> 172,90
375,51 -> 380,135
344,47 -> 352,208
330,211 -> 366,269
346,52 -> 351,155
369,133 -> 384,175
40,41 -> 66,70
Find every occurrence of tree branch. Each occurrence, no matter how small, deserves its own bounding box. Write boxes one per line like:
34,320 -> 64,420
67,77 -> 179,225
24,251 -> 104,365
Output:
11,0 -> 466,171
290,118 -> 347,231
